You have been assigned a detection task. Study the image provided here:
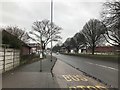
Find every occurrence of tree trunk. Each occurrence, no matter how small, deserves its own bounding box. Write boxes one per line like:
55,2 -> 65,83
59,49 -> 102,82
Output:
76,47 -> 79,53
43,44 -> 46,58
68,49 -> 70,53
92,46 -> 95,55
41,41 -> 44,58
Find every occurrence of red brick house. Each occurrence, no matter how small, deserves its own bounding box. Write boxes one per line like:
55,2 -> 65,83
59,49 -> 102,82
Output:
87,46 -> 120,54
28,43 -> 41,54
20,44 -> 32,55
95,46 -> 115,52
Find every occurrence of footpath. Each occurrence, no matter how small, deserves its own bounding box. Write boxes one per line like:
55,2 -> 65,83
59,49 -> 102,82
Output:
2,56 -> 59,88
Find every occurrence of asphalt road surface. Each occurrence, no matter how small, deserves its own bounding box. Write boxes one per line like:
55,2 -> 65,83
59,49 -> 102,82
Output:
53,53 -> 118,88
53,59 -> 108,89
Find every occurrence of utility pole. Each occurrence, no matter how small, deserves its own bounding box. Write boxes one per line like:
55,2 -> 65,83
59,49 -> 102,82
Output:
50,0 -> 53,62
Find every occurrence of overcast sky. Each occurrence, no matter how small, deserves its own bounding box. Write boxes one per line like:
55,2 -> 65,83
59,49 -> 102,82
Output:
0,0 -> 107,47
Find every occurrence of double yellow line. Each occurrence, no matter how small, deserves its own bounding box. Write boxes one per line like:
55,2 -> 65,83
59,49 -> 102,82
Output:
62,75 -> 107,90
69,85 -> 108,90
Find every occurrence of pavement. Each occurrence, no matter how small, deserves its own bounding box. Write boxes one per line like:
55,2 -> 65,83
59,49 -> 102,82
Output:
2,56 -> 59,88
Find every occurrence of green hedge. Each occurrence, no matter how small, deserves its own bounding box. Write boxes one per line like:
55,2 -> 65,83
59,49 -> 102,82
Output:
20,54 -> 40,65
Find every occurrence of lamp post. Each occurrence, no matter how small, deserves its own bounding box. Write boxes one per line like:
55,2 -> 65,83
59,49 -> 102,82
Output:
50,0 -> 53,62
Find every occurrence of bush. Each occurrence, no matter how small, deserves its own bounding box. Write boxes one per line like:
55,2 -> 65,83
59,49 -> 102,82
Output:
20,54 -> 40,65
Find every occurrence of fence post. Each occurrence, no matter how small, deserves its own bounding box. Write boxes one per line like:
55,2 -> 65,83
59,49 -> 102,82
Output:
19,50 -> 20,66
13,49 -> 15,69
3,45 -> 6,72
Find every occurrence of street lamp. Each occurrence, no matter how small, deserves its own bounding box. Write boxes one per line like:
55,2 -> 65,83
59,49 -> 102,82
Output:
50,0 -> 53,62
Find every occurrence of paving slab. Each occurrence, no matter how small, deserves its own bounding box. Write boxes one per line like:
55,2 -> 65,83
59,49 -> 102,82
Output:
2,56 -> 59,88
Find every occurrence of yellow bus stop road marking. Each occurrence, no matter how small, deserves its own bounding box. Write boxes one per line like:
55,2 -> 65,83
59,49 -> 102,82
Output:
62,75 -> 108,90
62,75 -> 88,82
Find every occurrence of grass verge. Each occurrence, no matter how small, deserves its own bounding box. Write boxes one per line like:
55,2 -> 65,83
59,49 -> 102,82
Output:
62,53 -> 119,63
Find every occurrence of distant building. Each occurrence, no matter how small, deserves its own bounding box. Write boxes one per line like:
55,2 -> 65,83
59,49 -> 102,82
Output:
20,44 -> 32,55
87,46 -> 120,54
60,47 -> 68,53
28,43 -> 41,54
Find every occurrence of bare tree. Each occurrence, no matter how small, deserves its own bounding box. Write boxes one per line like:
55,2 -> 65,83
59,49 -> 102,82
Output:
4,26 -> 30,43
53,44 -> 62,52
63,38 -> 72,53
21,33 -> 30,43
29,19 -> 62,52
73,32 -> 86,53
101,1 -> 120,46
81,19 -> 106,55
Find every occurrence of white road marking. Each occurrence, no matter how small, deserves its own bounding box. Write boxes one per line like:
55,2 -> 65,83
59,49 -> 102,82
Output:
86,62 -> 118,71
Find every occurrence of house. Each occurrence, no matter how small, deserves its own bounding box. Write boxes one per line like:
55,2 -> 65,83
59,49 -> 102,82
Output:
20,43 -> 32,55
87,46 -> 120,54
28,43 -> 41,54
2,30 -> 32,55
95,46 -> 115,52
60,47 -> 68,53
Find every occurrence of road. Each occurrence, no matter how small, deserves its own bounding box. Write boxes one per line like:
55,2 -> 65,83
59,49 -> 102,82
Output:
53,53 -> 118,88
53,59 -> 108,89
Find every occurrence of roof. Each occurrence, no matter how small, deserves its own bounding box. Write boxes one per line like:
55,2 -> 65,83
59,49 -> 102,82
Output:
2,30 -> 31,48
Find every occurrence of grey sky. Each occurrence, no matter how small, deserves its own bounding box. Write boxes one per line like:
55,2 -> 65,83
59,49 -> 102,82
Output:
0,0 -> 106,47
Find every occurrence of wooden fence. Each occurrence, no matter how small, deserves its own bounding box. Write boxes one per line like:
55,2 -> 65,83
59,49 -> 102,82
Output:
0,47 -> 20,73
